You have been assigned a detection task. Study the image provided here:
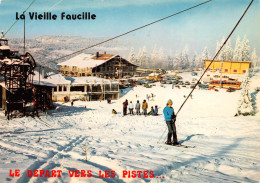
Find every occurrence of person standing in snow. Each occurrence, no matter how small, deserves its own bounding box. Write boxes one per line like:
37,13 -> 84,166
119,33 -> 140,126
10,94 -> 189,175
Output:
33,99 -> 39,117
163,99 -> 179,145
129,101 -> 134,115
142,100 -> 148,116
135,100 -> 141,115
123,99 -> 128,116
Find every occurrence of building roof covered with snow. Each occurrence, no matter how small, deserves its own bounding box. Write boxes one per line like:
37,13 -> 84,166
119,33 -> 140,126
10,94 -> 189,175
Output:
57,53 -> 117,68
65,76 -> 119,85
31,72 -> 71,87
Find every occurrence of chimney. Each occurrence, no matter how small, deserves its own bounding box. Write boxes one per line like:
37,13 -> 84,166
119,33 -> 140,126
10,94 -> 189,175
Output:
96,52 -> 99,58
104,51 -> 106,54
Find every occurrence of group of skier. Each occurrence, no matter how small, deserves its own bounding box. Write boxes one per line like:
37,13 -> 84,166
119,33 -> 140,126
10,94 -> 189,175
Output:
122,99 -> 158,116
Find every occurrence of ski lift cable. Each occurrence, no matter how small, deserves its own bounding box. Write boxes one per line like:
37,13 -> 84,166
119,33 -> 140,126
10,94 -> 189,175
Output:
157,0 -> 255,144
3,0 -> 37,37
41,0 -> 213,66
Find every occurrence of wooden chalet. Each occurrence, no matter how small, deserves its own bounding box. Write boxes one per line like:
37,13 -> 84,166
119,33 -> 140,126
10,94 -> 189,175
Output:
57,52 -> 138,79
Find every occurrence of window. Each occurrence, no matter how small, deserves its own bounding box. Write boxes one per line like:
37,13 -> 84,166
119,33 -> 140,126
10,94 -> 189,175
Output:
224,69 -> 228,72
58,86 -> 62,92
243,70 -> 246,73
63,86 -> 67,92
233,69 -> 237,73
70,86 -> 84,92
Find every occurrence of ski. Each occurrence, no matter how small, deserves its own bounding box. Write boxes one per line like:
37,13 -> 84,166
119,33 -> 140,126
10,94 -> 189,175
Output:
164,143 -> 195,148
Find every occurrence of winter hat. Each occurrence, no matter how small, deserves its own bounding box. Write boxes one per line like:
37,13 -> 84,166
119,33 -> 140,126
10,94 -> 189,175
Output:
167,99 -> 173,105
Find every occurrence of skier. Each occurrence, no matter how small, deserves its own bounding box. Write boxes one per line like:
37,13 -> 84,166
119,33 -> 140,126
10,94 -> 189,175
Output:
152,105 -> 159,116
135,100 -> 141,115
71,100 -> 74,106
123,99 -> 128,116
112,109 -> 117,114
129,101 -> 134,115
163,99 -> 179,145
142,100 -> 148,116
33,99 -> 39,117
148,106 -> 154,115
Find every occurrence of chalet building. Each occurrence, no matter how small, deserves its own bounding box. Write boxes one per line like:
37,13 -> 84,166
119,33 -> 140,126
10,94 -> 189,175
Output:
53,77 -> 119,102
204,60 -> 252,75
58,52 -> 138,78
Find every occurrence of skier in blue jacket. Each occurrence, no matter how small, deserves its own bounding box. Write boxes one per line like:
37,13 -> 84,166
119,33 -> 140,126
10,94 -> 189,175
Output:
163,99 -> 179,145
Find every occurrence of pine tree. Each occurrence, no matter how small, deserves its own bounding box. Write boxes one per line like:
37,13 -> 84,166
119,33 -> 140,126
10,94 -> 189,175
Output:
137,46 -> 147,67
201,47 -> 210,60
182,46 -> 190,70
237,77 -> 254,116
251,48 -> 258,76
225,40 -> 233,61
151,46 -> 158,69
218,37 -> 226,60
173,51 -> 181,70
233,36 -> 243,61
157,47 -> 165,68
241,35 -> 250,61
128,47 -> 136,64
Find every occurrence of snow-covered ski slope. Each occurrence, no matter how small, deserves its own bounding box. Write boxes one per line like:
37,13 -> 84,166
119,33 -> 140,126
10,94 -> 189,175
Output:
0,72 -> 259,183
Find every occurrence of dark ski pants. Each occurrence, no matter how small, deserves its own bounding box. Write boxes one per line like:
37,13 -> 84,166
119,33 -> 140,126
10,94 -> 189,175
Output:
123,107 -> 127,115
143,109 -> 147,116
166,121 -> 178,143
129,108 -> 133,115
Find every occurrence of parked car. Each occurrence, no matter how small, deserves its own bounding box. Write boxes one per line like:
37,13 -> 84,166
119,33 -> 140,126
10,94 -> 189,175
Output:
145,79 -> 154,84
166,80 -> 173,84
161,80 -> 167,84
227,87 -> 236,92
192,72 -> 198,76
175,75 -> 183,79
144,84 -> 152,88
185,81 -> 190,85
137,80 -> 145,85
167,77 -> 176,80
119,85 -> 127,89
178,81 -> 184,85
199,84 -> 209,89
172,80 -> 178,85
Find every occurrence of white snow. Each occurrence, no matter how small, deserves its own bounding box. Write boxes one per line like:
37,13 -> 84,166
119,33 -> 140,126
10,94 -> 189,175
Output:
0,72 -> 260,183
57,53 -> 117,68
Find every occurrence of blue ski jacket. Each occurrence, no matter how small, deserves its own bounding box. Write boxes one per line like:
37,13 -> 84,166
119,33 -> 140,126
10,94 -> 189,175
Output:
163,105 -> 175,122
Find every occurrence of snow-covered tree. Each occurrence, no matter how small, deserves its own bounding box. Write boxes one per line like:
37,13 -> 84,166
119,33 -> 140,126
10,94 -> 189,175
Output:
224,40 -> 233,60
241,35 -> 250,61
217,37 -> 226,60
173,51 -> 181,70
181,46 -> 190,70
233,36 -> 243,61
156,47 -> 165,68
251,48 -> 258,76
137,46 -> 147,67
237,77 -> 254,116
201,47 -> 210,60
150,47 -> 158,68
128,47 -> 136,64
194,51 -> 203,68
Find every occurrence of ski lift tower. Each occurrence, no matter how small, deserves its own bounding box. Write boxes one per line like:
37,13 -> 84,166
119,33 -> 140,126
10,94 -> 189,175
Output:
0,32 -> 36,119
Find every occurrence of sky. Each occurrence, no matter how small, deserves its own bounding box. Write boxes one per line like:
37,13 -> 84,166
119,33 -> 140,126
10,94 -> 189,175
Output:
0,0 -> 259,55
